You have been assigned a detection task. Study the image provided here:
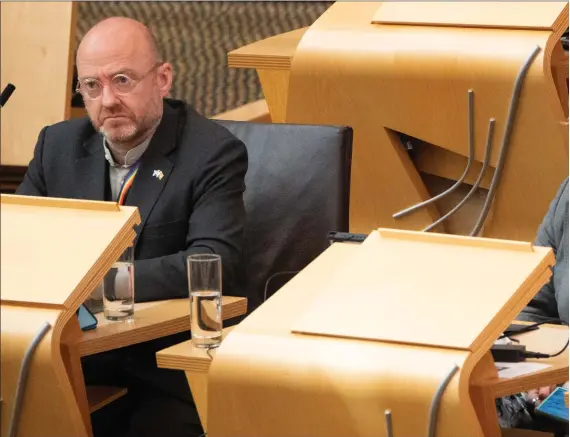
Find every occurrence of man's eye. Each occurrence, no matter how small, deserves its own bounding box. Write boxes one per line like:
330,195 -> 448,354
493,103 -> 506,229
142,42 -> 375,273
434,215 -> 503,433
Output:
113,75 -> 131,85
84,81 -> 100,90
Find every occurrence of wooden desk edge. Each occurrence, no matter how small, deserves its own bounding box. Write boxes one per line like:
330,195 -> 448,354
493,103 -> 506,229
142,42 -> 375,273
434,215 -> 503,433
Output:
157,327 -> 235,372
78,298 -> 246,357
473,323 -> 568,397
227,27 -> 308,70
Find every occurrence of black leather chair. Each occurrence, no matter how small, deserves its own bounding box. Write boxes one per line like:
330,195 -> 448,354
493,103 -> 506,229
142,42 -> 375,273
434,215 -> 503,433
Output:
215,120 -> 353,311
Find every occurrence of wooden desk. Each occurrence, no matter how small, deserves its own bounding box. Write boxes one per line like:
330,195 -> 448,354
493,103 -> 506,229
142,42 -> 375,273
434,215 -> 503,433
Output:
156,326 -> 235,431
77,297 -> 246,430
156,234 -> 564,436
228,28 -> 307,124
475,323 -> 569,398
157,320 -> 568,433
79,296 -> 247,356
80,298 -> 245,416
228,3 -> 569,241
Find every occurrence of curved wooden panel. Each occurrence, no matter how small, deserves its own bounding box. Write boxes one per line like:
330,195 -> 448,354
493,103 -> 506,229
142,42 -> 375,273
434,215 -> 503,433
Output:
206,242 -> 486,437
1,196 -> 141,437
209,331 -> 481,437
285,2 -> 568,240
1,306 -> 88,437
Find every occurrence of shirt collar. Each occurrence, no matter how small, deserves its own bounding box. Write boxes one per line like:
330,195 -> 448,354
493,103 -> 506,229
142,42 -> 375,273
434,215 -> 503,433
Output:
103,135 -> 153,168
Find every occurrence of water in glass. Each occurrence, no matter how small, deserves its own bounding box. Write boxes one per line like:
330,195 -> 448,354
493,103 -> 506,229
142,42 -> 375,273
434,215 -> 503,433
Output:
190,290 -> 222,347
103,261 -> 134,321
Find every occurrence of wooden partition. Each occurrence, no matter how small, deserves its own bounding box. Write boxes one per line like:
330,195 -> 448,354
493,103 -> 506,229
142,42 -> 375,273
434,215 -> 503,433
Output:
0,2 -> 77,167
0,195 -> 140,437
228,2 -> 569,241
203,229 -> 562,437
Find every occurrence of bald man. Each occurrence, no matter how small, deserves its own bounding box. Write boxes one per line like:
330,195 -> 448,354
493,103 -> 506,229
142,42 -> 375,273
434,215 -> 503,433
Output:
18,17 -> 247,302
18,17 -> 247,437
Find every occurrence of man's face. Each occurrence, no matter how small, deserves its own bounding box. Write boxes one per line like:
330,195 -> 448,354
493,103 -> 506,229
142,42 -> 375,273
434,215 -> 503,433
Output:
77,38 -> 171,145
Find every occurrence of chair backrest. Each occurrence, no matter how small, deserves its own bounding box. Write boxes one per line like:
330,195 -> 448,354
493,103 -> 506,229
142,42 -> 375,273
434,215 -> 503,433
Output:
215,120 -> 353,311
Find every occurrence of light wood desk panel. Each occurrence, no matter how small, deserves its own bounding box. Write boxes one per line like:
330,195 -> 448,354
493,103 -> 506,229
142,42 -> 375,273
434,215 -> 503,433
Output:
79,296 -> 247,356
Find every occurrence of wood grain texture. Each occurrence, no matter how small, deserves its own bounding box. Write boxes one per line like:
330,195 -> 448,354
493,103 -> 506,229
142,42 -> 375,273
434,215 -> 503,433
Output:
157,327 -> 235,432
207,241 -> 484,437
228,27 -> 307,70
284,1 -> 568,240
79,297 -> 246,357
207,232 -> 562,437
1,196 -> 140,437
372,2 -> 566,30
413,143 -> 495,190
1,306 -> 89,437
0,2 -> 76,166
212,99 -> 270,122
229,2 -> 568,240
292,230 -> 554,353
0,195 -> 140,306
469,353 -> 502,437
60,317 -> 92,436
156,326 -> 235,372
258,70 -> 291,123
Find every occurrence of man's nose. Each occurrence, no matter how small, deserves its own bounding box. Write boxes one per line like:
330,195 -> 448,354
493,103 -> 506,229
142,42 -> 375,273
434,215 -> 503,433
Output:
100,84 -> 118,108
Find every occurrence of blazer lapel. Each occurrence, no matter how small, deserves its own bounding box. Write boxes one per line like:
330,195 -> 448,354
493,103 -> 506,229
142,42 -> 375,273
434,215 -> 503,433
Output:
125,103 -> 180,240
73,134 -> 107,201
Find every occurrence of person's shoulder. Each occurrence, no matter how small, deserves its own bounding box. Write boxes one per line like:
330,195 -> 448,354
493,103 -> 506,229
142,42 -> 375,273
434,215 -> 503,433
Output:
42,115 -> 95,144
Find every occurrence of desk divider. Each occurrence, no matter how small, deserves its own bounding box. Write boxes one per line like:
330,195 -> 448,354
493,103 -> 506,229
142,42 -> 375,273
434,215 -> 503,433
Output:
1,195 -> 140,437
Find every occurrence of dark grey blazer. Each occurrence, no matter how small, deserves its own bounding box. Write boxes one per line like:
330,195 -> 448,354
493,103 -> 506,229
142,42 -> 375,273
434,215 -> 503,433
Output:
519,177 -> 569,324
17,99 -> 248,303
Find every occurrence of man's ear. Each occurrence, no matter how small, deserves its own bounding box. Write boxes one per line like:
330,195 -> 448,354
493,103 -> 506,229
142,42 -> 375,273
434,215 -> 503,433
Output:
156,63 -> 173,98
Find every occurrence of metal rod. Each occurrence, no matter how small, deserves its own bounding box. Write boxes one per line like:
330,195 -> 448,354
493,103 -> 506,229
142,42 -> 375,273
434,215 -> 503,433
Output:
470,45 -> 541,237
423,118 -> 495,232
385,409 -> 394,437
427,364 -> 459,437
8,322 -> 52,437
393,90 -> 475,219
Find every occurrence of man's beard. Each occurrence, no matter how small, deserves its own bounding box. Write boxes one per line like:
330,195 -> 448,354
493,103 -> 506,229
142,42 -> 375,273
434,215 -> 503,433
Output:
99,121 -> 139,143
95,99 -> 162,146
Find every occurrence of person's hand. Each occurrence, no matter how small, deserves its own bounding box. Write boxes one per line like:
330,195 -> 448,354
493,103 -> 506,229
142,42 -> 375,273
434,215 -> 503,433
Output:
525,385 -> 556,407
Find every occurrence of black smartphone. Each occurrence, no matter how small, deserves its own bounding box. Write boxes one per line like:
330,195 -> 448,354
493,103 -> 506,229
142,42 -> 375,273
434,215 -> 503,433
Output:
77,304 -> 98,331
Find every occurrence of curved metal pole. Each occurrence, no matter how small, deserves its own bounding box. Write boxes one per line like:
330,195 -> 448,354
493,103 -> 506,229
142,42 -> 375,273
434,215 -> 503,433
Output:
423,118 -> 495,233
426,364 -> 459,437
393,90 -> 475,219
470,45 -> 541,237
8,322 -> 52,437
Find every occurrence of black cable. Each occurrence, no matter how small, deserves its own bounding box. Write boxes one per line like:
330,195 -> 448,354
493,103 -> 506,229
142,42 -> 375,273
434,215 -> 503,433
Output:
8,322 -> 52,437
525,339 -> 569,359
470,45 -> 541,236
423,118 -> 495,233
427,364 -> 459,437
393,90 -> 475,219
263,271 -> 300,302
